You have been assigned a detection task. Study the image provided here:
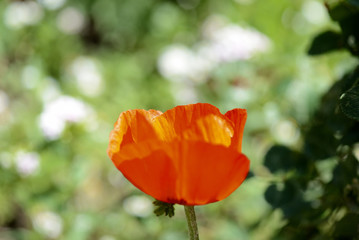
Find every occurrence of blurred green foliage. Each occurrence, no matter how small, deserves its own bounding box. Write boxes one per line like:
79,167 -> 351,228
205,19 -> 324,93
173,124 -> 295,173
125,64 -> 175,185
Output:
265,0 -> 359,239
0,0 -> 357,239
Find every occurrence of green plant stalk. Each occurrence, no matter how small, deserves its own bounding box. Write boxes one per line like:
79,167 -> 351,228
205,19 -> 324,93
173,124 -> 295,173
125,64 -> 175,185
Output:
184,206 -> 199,240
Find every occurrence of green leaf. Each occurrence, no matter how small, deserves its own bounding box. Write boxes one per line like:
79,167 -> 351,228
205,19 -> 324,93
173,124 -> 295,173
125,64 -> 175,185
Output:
326,0 -> 359,21
264,181 -> 296,208
333,213 -> 359,238
331,154 -> 359,188
340,85 -> 359,121
304,125 -> 339,160
308,31 -> 343,55
264,146 -> 293,173
264,145 -> 309,173
339,13 -> 359,56
303,66 -> 359,159
347,0 -> 359,7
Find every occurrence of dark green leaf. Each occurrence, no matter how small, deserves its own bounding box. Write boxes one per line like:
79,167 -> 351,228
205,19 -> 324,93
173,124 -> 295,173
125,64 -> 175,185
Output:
264,181 -> 296,208
264,145 -> 309,173
303,66 -> 359,159
281,197 -> 312,219
340,85 -> 359,121
347,0 -> 359,7
341,122 -> 359,144
339,13 -> 359,56
331,154 -> 359,188
326,0 -> 359,21
304,125 -> 339,160
308,31 -> 343,55
333,213 -> 359,238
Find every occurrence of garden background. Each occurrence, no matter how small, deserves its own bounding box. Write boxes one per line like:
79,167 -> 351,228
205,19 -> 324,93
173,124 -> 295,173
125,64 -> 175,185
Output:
0,0 -> 358,239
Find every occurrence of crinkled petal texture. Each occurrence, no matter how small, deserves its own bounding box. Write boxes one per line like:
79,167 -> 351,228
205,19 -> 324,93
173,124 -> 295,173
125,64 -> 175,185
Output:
107,103 -> 249,206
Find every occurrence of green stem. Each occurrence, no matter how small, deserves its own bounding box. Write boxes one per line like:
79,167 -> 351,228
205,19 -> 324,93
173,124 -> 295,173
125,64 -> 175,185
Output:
184,206 -> 199,240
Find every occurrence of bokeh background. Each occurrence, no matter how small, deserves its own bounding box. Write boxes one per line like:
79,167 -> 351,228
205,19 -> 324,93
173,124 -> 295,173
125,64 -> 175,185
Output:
1,0 -> 358,239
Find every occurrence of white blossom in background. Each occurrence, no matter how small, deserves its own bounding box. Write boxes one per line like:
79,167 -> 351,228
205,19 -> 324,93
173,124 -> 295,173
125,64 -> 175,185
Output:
33,211 -> 63,239
4,1 -> 43,29
39,111 -> 66,140
271,119 -> 300,145
70,57 -> 104,97
57,7 -> 85,35
157,16 -> 271,84
14,151 -> 40,177
301,0 -> 329,25
0,91 -> 9,114
39,96 -> 94,140
202,24 -> 271,62
157,45 -> 212,84
37,0 -> 66,10
123,195 -> 153,218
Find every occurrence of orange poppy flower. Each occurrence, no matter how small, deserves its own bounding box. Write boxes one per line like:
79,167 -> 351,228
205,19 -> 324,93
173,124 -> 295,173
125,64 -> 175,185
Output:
107,103 -> 249,206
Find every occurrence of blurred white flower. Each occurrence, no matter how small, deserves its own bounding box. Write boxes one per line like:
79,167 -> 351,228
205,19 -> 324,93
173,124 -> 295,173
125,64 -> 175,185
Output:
0,90 -> 9,114
22,65 -> 41,89
45,96 -> 90,122
33,211 -> 63,239
301,0 -> 329,25
157,45 -> 212,84
37,0 -> 66,10
39,111 -> 66,140
202,24 -> 271,62
157,16 -> 271,84
123,195 -> 153,218
271,119 -> 300,145
158,45 -> 193,81
39,96 -> 94,140
57,7 -> 85,34
70,57 -> 104,97
4,1 -> 43,29
14,151 -> 40,177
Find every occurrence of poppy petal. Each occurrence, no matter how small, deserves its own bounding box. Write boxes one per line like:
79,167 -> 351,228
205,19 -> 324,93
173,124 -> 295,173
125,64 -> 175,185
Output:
116,148 -> 178,203
225,108 -> 247,152
173,141 -> 249,205
113,140 -> 249,205
153,103 -> 234,146
107,109 -> 161,159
